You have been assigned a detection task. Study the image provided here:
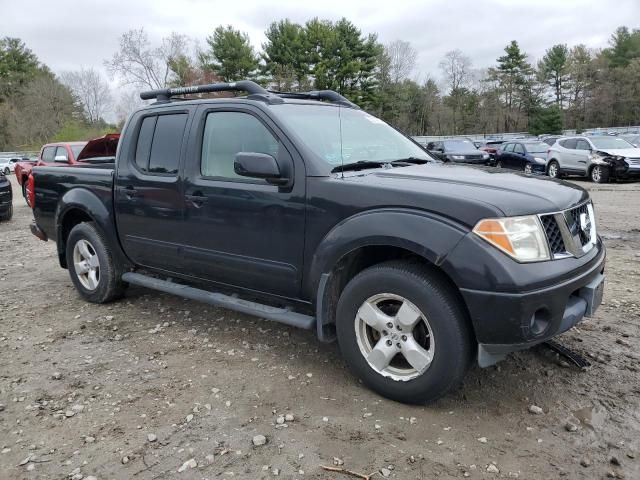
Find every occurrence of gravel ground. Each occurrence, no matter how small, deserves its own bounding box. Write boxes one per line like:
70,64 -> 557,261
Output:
0,174 -> 638,480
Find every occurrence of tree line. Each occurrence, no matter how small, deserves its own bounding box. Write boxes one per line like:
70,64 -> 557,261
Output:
1,20 -> 639,150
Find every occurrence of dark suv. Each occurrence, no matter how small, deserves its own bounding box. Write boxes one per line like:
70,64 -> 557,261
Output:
28,81 -> 605,404
426,139 -> 490,164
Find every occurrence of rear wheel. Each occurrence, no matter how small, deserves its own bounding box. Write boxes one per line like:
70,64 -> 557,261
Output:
547,160 -> 560,178
65,222 -> 126,303
590,165 -> 609,183
496,160 -> 503,168
336,261 -> 473,404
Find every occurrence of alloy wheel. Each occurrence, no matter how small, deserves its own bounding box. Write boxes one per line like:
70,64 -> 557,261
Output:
524,164 -> 532,174
73,239 -> 100,290
354,293 -> 435,382
592,166 -> 602,183
548,162 -> 558,178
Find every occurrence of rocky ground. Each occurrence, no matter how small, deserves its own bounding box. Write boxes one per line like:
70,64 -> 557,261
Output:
0,174 -> 638,480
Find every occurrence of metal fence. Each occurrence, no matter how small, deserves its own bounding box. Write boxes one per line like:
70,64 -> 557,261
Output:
413,125 -> 640,145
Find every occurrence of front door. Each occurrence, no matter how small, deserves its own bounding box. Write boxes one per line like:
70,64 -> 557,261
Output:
114,107 -> 192,273
180,105 -> 306,298
574,139 -> 591,174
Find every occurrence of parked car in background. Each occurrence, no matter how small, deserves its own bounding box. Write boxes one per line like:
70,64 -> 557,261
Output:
0,170 -> 12,221
0,157 -> 22,175
620,134 -> 640,147
540,135 -> 561,146
495,141 -> 549,174
479,140 -> 505,163
426,139 -> 490,164
14,134 -> 119,198
547,136 -> 640,183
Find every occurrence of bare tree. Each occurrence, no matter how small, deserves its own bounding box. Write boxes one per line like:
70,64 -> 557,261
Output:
386,40 -> 417,83
439,49 -> 472,93
61,67 -> 111,124
105,29 -> 190,89
114,88 -> 145,127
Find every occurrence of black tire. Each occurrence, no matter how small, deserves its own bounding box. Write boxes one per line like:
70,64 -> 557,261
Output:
336,261 -> 473,404
523,163 -> 533,174
3,167 -> 9,175
547,160 -> 561,178
21,179 -> 27,199
495,160 -> 503,168
590,164 -> 609,183
65,222 -> 126,303
0,203 -> 12,222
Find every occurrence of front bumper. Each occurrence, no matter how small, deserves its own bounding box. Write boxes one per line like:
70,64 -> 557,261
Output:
457,242 -> 606,366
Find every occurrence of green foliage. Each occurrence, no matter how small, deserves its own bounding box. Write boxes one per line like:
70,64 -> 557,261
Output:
540,44 -> 569,106
262,20 -> 308,89
201,26 -> 259,81
603,26 -> 640,68
51,119 -> 117,143
0,37 -> 44,101
528,106 -> 564,136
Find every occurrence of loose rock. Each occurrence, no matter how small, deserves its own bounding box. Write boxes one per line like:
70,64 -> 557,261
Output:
252,435 -> 267,446
147,433 -> 157,442
529,405 -> 544,415
487,464 -> 500,473
177,458 -> 197,472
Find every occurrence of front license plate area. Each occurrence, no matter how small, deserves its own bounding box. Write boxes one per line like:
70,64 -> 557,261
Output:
579,273 -> 605,317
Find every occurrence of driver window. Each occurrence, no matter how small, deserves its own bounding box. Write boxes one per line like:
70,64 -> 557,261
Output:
514,144 -> 525,155
576,140 -> 591,151
55,147 -> 69,162
201,111 -> 279,180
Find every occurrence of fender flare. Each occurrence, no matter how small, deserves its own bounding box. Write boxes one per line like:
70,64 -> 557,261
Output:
55,188 -> 130,269
306,208 -> 469,340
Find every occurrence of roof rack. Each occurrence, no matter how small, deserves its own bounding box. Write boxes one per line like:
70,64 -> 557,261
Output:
139,80 -> 359,108
268,90 -> 359,109
139,80 -> 282,103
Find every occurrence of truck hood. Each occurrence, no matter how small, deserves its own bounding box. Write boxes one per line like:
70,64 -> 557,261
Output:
595,147 -> 640,158
353,163 -> 588,217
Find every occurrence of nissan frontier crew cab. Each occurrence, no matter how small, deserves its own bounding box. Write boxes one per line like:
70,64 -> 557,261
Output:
28,81 -> 605,403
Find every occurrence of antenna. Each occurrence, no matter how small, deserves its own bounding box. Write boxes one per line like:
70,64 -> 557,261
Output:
338,104 -> 344,179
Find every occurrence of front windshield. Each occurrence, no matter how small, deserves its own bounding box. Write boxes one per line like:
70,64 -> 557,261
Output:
443,139 -> 477,152
523,142 -> 549,154
271,104 -> 430,165
590,137 -> 634,149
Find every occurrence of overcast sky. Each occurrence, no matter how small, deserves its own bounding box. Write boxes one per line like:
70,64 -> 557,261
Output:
2,0 -> 638,85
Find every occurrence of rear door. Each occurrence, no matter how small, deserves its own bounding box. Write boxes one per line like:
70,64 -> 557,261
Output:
180,104 -> 306,298
114,107 -> 192,273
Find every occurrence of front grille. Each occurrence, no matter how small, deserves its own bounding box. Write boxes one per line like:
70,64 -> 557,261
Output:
540,201 -> 596,259
541,215 -> 566,254
626,158 -> 640,165
465,154 -> 483,160
567,203 -> 591,246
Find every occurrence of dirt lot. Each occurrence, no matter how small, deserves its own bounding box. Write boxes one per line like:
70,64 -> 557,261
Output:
0,174 -> 638,480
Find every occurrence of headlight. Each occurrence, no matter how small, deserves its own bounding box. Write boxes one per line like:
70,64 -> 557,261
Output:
451,155 -> 465,160
482,153 -> 489,159
473,215 -> 550,262
534,157 -> 546,163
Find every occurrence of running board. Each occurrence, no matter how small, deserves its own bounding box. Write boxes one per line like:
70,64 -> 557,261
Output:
122,272 -> 316,330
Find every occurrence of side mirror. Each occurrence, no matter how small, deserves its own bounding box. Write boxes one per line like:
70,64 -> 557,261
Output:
54,155 -> 68,163
234,152 -> 287,185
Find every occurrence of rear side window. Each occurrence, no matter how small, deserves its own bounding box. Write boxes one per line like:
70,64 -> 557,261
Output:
201,111 -> 278,180
41,146 -> 55,161
133,113 -> 188,175
559,138 -> 577,149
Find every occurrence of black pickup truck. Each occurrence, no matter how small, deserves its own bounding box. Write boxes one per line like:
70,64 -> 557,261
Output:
29,81 -> 605,403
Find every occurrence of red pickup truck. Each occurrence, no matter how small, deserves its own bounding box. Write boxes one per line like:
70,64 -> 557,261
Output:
15,134 -> 119,198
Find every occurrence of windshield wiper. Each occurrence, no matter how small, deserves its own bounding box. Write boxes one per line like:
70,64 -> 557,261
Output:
331,160 -> 390,173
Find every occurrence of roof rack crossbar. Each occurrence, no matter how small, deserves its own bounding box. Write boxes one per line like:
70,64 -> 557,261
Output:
268,89 -> 359,109
140,80 -> 271,102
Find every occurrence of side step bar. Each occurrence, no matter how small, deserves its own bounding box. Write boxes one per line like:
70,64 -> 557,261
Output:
122,272 -> 316,331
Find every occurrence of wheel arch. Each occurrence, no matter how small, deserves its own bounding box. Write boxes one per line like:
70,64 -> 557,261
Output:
307,209 -> 472,342
55,189 -> 130,270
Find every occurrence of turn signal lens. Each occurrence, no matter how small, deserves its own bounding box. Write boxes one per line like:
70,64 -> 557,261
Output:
473,216 -> 550,262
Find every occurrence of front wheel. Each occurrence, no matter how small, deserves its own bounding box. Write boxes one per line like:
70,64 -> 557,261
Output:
336,261 -> 473,404
524,163 -> 533,174
3,167 -> 9,175
65,222 -> 126,303
590,165 -> 609,183
495,160 -> 503,168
